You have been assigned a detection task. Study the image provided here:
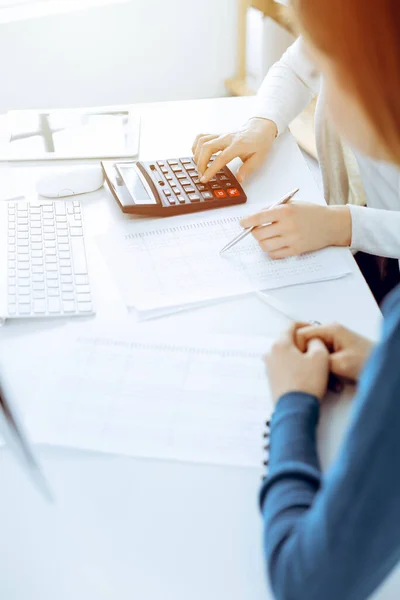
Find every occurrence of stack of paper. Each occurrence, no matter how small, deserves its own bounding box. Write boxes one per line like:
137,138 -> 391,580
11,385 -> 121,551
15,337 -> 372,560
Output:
28,325 -> 273,469
100,211 -> 352,316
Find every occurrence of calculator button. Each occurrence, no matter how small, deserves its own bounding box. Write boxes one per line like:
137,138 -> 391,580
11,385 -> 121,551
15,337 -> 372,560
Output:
177,196 -> 186,204
210,177 -> 218,183
202,191 -> 214,200
166,175 -> 173,181
180,179 -> 191,187
197,184 -> 207,192
164,190 -> 172,197
191,177 -> 200,184
184,187 -> 195,194
172,187 -> 180,195
168,197 -> 177,205
188,194 -> 200,202
186,165 -> 196,172
211,183 -> 221,190
157,161 -> 165,167
214,190 -> 227,199
171,165 -> 182,172
176,173 -> 187,179
219,174 -> 229,181
168,160 -> 179,166
161,168 -> 169,174
227,188 -> 241,197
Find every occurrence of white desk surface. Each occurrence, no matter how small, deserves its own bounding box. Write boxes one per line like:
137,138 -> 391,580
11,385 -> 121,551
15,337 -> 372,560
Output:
0,98 -> 383,600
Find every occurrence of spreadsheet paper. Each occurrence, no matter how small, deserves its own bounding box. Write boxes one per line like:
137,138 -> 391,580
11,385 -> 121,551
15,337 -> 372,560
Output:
28,326 -> 273,469
107,213 -> 352,312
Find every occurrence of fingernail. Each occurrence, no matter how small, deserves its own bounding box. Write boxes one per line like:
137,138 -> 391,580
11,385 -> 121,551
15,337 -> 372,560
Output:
200,176 -> 206,183
237,174 -> 243,183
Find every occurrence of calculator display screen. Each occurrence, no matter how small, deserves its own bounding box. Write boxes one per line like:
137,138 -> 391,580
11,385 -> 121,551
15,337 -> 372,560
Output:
116,164 -> 157,205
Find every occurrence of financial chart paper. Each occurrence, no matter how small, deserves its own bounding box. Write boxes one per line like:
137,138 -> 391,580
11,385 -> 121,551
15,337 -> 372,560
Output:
110,214 -> 352,311
29,328 -> 273,469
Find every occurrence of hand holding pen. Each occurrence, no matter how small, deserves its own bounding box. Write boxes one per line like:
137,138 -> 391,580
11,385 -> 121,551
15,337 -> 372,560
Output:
220,188 -> 299,255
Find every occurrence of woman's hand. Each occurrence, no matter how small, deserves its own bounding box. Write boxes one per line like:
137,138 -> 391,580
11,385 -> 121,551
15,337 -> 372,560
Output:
240,203 -> 352,259
265,324 -> 330,404
191,118 -> 278,184
295,323 -> 374,381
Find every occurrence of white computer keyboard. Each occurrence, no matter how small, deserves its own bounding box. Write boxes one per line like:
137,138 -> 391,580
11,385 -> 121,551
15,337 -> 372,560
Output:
7,199 -> 94,318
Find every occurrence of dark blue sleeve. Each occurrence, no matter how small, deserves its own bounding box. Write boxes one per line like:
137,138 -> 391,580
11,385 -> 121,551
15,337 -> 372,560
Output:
260,290 -> 400,600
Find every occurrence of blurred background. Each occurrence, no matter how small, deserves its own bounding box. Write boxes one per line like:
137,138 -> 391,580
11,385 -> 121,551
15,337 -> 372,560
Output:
0,0 -> 316,157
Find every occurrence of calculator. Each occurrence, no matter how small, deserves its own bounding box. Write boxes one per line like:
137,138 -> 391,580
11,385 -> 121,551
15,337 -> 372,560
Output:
101,156 -> 247,217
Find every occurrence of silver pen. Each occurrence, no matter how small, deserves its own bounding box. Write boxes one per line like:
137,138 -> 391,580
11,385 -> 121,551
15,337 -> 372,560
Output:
220,187 -> 299,255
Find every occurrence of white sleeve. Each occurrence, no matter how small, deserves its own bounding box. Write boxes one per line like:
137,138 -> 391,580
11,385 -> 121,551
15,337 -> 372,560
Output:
349,205 -> 400,259
253,37 -> 321,135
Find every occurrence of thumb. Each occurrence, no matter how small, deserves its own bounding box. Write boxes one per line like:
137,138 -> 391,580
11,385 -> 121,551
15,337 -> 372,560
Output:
237,152 -> 264,183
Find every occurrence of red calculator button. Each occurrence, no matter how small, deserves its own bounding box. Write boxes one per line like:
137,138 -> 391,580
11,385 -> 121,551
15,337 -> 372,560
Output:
227,188 -> 241,197
214,189 -> 227,199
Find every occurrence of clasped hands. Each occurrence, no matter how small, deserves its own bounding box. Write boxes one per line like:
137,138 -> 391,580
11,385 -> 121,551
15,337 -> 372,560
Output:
265,323 -> 374,404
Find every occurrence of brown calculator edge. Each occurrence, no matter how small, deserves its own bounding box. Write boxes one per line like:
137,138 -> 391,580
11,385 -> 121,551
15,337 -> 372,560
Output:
101,158 -> 247,217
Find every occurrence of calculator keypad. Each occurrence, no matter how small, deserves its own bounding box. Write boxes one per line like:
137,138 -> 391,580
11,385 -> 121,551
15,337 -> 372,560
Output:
140,156 -> 246,209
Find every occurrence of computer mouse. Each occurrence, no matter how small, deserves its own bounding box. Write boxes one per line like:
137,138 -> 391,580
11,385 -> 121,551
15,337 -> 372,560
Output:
37,166 -> 104,198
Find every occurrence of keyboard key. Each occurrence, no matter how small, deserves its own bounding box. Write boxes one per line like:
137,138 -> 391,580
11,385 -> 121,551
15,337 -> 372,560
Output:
48,297 -> 61,313
18,286 -> 31,295
75,274 -> 89,285
59,251 -> 70,259
46,272 -> 58,280
47,289 -> 60,297
60,267 -> 72,275
62,283 -> 74,293
227,187 -> 241,197
8,303 -> 16,316
63,300 -> 76,313
18,304 -> 31,315
77,292 -> 91,303
32,274 -> 44,283
47,280 -> 60,289
62,291 -> 75,301
46,255 -> 57,264
33,282 -> 45,291
31,250 -> 42,258
78,301 -> 93,313
71,237 -> 88,274
214,189 -> 227,199
33,300 -> 46,314
33,290 -> 46,299
44,241 -> 56,249
55,203 -> 66,216
61,275 -> 73,284
75,284 -> 90,294
31,234 -> 42,243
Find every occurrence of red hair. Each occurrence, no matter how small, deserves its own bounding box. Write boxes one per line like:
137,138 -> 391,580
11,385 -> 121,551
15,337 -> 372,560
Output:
293,0 -> 400,162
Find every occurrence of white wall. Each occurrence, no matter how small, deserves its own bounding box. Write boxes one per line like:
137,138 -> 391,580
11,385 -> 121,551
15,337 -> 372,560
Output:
0,0 -> 238,112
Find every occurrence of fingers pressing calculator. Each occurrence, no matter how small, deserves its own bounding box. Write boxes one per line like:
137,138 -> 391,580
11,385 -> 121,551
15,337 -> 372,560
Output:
101,156 -> 247,216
